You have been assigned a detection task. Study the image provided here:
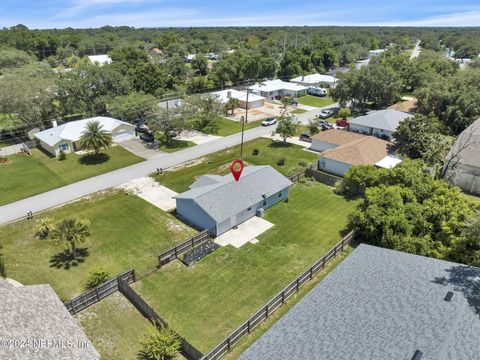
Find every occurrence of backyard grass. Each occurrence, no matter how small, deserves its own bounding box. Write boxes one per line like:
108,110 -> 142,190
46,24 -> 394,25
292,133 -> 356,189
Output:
76,292 -> 154,360
212,117 -> 261,137
0,146 -> 143,205
0,191 -> 196,300
152,138 -> 318,193
297,95 -> 334,108
135,182 -> 358,352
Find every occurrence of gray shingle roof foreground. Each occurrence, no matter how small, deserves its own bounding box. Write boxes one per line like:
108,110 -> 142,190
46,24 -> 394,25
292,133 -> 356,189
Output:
239,244 -> 480,360
349,109 -> 412,131
175,165 -> 293,222
0,281 -> 99,360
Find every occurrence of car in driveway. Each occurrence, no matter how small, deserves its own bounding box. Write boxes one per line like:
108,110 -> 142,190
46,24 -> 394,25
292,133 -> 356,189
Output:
319,120 -> 333,131
299,133 -> 312,142
262,117 -> 277,126
140,132 -> 155,142
317,109 -> 334,119
135,125 -> 150,134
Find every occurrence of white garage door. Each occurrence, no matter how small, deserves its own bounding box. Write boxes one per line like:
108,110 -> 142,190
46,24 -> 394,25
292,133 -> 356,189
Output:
112,129 -> 134,143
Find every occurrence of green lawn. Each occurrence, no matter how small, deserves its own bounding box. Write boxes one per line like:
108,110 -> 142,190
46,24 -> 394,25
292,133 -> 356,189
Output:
135,182 -> 358,352
212,117 -> 261,137
291,108 -> 308,114
0,191 -> 196,300
153,138 -> 318,193
159,139 -> 196,153
0,146 -> 143,205
76,292 -> 154,360
297,96 -> 334,108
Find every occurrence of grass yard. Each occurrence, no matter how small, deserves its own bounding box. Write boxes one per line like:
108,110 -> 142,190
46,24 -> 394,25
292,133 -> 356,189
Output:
76,292 -> 154,360
135,182 -> 358,352
0,146 -> 143,205
212,117 -> 261,137
159,139 -> 196,153
297,95 -> 334,108
0,191 -> 196,300
153,138 -> 318,193
291,108 -> 308,114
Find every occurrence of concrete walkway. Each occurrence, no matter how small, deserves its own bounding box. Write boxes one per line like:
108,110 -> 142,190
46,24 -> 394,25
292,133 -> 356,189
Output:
0,125 -> 275,225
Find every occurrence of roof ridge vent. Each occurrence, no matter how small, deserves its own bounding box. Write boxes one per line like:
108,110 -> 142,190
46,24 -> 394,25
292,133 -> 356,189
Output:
444,291 -> 454,302
411,350 -> 423,360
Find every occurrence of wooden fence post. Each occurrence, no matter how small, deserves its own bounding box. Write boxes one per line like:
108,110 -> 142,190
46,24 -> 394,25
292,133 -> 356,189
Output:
266,304 -> 269,318
296,278 -> 300,291
227,338 -> 231,350
310,267 -> 313,279
95,287 -> 100,301
247,320 -> 251,333
281,291 -> 285,303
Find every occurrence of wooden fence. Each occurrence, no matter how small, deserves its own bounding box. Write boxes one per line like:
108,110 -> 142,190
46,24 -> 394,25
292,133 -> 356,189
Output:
200,231 -> 355,360
288,164 -> 316,183
64,269 -> 136,315
158,230 -> 210,267
118,277 -> 204,360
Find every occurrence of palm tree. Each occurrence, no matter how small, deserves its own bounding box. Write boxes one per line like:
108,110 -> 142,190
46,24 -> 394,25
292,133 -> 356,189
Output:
51,218 -> 90,261
226,97 -> 240,115
80,121 -> 112,155
35,217 -> 53,239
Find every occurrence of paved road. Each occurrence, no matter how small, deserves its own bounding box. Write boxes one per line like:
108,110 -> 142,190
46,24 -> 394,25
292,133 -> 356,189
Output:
410,41 -> 422,60
0,125 -> 276,225
295,102 -> 340,124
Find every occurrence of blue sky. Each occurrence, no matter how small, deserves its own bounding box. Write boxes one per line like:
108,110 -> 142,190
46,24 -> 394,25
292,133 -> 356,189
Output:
1,0 -> 480,29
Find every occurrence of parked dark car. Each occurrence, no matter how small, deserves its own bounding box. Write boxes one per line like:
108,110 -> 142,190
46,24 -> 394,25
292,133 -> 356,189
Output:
135,126 -> 150,134
140,132 -> 155,142
299,133 -> 312,142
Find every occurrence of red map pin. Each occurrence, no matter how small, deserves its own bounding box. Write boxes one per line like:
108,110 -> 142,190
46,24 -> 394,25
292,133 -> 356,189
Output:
230,160 -> 244,182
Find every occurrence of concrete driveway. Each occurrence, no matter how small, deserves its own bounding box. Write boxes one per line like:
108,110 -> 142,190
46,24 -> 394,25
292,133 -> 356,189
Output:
119,138 -> 163,159
215,217 -> 274,248
117,177 -> 177,212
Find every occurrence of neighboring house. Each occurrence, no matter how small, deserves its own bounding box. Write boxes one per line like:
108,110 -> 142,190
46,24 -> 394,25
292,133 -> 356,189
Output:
239,244 -> 480,360
175,166 -> 292,236
248,79 -> 308,100
34,116 -> 135,156
149,48 -> 163,57
348,109 -> 412,140
290,73 -> 337,88
311,130 -> 399,176
444,118 -> 480,195
0,279 -> 100,360
87,54 -> 112,66
368,48 -> 386,59
212,89 -> 265,109
185,54 -> 196,61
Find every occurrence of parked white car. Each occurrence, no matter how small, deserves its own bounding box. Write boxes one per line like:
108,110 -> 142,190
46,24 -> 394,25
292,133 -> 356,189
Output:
262,117 -> 277,126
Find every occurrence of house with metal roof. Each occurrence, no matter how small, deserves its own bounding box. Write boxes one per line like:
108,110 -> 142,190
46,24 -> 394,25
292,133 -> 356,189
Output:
290,73 -> 337,88
348,109 -> 412,140
0,279 -> 99,359
212,89 -> 265,109
248,80 -> 308,100
34,116 -> 135,156
175,165 -> 292,236
444,118 -> 480,195
239,244 -> 480,360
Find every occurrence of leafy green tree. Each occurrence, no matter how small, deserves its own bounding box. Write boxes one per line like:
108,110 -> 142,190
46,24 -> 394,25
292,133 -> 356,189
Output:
275,112 -> 298,142
0,48 -> 33,68
108,46 -> 149,66
185,76 -> 214,94
107,92 -> 156,123
50,218 -> 90,261
191,54 -> 208,76
148,106 -> 188,145
338,107 -> 351,120
281,96 -> 292,109
452,215 -> 480,266
307,119 -> 320,136
85,267 -> 110,289
186,94 -> 222,133
128,62 -> 167,95
80,121 -> 112,155
139,326 -> 181,360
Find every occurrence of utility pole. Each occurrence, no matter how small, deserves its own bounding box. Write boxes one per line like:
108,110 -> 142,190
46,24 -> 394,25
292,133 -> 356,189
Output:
240,83 -> 250,159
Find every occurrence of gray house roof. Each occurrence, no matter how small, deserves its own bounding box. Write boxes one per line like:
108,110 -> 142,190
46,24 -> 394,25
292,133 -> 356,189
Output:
349,109 -> 412,132
239,244 -> 480,360
175,166 -> 292,222
0,281 -> 99,359
445,117 -> 480,168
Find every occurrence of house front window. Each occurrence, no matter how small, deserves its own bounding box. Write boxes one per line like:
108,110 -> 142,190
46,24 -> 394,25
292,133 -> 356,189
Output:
278,192 -> 282,198
263,200 -> 267,207
59,143 -> 69,151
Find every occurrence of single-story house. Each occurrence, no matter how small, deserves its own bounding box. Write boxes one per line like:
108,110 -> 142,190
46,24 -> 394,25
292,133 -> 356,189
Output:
175,165 -> 292,236
290,73 -> 337,88
248,79 -> 308,100
185,54 -> 196,62
212,89 -> 265,109
368,48 -> 386,59
87,54 -> 112,66
0,279 -> 99,359
444,118 -> 480,195
34,116 -> 135,156
149,48 -> 163,57
313,130 -> 400,176
348,109 -> 412,141
239,244 -> 480,360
